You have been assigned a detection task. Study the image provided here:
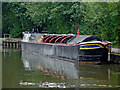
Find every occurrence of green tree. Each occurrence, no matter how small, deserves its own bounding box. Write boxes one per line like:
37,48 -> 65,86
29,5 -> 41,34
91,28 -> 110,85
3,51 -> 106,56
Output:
2,2 -> 34,38
2,2 -> 119,46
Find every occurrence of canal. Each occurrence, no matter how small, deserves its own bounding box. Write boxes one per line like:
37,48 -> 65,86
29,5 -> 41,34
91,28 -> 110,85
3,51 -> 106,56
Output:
2,49 -> 120,88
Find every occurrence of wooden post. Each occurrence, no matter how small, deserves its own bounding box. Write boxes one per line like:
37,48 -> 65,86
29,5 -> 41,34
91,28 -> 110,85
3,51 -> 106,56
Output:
19,41 -> 21,49
9,42 -> 11,48
11,42 -> 13,48
15,43 -> 17,49
2,39 -> 21,49
6,42 -> 8,48
108,44 -> 111,62
17,42 -> 18,48
2,41 -> 4,48
13,42 -> 15,48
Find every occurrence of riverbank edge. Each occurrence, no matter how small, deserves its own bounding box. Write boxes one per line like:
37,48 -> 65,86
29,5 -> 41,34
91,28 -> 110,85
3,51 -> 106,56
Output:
111,48 -> 120,54
110,54 -> 120,64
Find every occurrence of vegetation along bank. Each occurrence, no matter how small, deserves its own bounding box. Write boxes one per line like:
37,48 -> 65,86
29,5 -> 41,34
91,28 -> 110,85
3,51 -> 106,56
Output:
2,2 -> 120,47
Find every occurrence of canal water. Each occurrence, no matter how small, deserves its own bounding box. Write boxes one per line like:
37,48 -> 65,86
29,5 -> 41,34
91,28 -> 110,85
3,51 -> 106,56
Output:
2,49 -> 120,88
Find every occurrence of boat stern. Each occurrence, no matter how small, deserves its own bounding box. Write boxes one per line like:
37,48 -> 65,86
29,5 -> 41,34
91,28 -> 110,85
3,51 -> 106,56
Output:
79,41 -> 112,62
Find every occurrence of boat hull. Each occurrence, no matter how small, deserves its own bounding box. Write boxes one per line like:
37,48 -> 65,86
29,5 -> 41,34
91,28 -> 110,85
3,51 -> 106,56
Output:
79,48 -> 108,62
21,42 -> 109,62
21,42 -> 79,60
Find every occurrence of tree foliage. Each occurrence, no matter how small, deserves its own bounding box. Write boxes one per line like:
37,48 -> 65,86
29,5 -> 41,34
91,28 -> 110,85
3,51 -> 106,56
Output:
2,2 -> 34,38
2,2 -> 120,45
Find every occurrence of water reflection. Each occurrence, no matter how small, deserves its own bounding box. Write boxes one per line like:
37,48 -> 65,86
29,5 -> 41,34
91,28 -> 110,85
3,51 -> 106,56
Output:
22,52 -> 120,87
22,51 -> 120,88
22,51 -> 79,79
22,59 -> 31,71
2,49 -> 120,88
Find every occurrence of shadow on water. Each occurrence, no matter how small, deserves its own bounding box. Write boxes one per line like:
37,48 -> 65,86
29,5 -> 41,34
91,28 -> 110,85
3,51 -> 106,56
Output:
2,49 -> 120,88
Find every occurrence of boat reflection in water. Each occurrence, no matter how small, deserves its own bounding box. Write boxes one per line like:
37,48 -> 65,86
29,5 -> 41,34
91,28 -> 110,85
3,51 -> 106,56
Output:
22,51 -> 79,79
21,51 -> 120,88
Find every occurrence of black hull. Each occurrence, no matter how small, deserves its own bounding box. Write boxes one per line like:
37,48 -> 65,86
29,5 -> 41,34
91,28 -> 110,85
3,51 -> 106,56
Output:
21,42 -> 108,62
79,48 -> 108,62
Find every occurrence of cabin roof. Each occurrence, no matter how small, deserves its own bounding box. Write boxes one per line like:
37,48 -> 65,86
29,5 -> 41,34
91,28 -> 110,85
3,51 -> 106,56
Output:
26,33 -> 102,44
67,35 -> 102,44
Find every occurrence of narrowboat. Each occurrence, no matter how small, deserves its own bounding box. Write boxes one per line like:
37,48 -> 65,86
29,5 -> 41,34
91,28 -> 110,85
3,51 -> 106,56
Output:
21,32 -> 112,63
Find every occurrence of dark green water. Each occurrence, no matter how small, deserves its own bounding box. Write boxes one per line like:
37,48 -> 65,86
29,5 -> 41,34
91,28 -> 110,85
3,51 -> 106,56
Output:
2,49 -> 120,88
